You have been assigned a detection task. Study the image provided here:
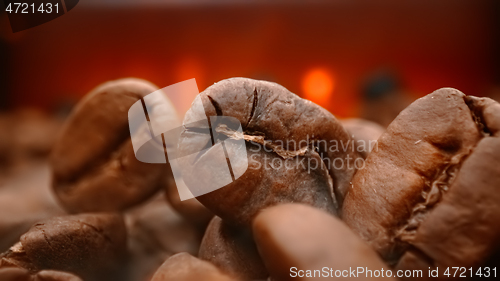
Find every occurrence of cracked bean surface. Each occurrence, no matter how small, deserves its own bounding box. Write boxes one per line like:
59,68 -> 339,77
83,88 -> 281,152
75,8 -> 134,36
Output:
179,78 -> 362,226
342,88 -> 500,275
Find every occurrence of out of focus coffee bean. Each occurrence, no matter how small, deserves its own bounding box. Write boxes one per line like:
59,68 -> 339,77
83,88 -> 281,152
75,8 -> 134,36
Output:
198,216 -> 267,280
0,213 -> 126,281
150,252 -> 238,281
0,268 -> 83,281
341,118 -> 385,158
51,78 -> 166,213
253,203 -> 395,281
0,267 -> 32,281
34,270 -> 83,281
163,167 -> 213,227
0,109 -> 61,170
125,194 -> 203,281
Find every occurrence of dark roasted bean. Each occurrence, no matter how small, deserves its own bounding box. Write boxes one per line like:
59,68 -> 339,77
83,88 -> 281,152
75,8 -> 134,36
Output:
0,213 -> 126,281
179,78 -> 361,227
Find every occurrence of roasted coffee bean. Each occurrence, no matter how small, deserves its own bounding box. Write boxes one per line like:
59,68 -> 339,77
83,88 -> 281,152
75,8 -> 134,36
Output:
466,95 -> 500,136
0,268 -> 83,281
253,203 -> 395,281
198,216 -> 268,280
51,78 -> 165,213
150,252 -> 238,281
0,267 -> 83,281
179,78 -> 361,226
341,118 -> 385,158
0,213 -> 126,281
343,88 -> 500,273
34,270 -> 83,281
394,97 -> 500,278
163,168 -> 213,227
125,194 -> 203,281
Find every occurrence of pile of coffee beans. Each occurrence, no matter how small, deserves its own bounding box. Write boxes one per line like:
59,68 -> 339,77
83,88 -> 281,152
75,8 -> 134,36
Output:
0,78 -> 498,281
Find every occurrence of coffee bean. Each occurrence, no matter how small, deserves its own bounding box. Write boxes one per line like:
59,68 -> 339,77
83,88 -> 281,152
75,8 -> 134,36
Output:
163,167 -> 213,227
342,88 -> 500,271
395,98 -> 500,276
0,267 -> 32,281
150,252 -> 238,281
178,78 -> 361,226
0,268 -> 83,281
198,216 -> 268,280
51,78 -> 166,213
34,270 -> 83,281
341,118 -> 385,158
253,203 -> 395,281
125,194 -> 203,281
0,213 -> 126,281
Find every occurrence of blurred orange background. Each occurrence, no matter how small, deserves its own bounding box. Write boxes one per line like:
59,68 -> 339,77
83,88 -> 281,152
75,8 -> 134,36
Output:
0,0 -> 499,118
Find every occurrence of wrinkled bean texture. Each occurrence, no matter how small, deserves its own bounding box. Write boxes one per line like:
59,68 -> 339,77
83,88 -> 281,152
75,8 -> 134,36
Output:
179,78 -> 361,226
343,88 -> 500,276
0,213 -> 127,281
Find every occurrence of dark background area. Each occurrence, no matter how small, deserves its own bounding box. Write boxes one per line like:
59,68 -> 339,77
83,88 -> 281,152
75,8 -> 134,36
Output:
0,0 -> 499,117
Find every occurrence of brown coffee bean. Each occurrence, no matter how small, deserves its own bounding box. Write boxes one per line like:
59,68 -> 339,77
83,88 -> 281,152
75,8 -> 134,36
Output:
163,167 -> 214,227
0,267 -> 32,281
0,213 -> 126,281
0,268 -> 83,281
253,203 -> 395,281
50,78 -> 165,213
125,194 -> 203,281
179,78 -> 361,226
394,98 -> 500,278
466,95 -> 500,137
342,88 -> 500,271
150,252 -> 238,281
34,270 -> 83,281
341,118 -> 385,158
198,216 -> 268,280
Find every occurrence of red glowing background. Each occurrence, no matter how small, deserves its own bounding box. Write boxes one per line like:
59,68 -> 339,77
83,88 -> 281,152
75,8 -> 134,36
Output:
0,0 -> 499,117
